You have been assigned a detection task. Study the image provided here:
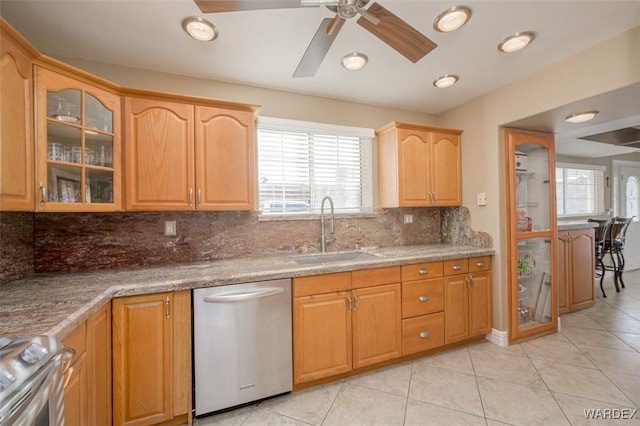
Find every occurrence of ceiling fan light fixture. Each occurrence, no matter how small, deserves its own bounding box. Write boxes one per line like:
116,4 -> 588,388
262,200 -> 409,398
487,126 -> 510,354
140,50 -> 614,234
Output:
182,16 -> 218,42
565,111 -> 599,123
433,74 -> 459,88
341,52 -> 368,71
433,6 -> 471,32
498,31 -> 535,53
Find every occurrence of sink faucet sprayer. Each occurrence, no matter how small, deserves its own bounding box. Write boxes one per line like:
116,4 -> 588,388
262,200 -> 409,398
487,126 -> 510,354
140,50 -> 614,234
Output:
320,196 -> 335,253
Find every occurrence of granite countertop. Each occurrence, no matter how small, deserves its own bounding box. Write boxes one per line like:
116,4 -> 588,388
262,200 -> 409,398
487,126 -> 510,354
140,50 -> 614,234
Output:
0,244 -> 493,340
557,221 -> 599,231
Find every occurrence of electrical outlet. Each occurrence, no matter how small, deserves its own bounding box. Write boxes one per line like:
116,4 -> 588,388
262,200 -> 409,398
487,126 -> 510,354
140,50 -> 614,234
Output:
404,214 -> 414,224
476,192 -> 487,206
164,220 -> 177,236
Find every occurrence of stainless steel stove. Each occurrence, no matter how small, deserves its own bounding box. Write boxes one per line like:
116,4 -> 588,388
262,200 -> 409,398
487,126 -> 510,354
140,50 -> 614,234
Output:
0,335 -> 73,425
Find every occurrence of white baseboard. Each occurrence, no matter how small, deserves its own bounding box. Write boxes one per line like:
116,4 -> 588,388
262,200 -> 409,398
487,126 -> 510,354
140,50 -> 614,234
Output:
485,328 -> 509,347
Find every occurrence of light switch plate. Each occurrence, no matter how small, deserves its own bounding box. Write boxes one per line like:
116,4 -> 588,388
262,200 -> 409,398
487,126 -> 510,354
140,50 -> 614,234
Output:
164,220 -> 177,236
404,214 -> 414,224
477,193 -> 487,206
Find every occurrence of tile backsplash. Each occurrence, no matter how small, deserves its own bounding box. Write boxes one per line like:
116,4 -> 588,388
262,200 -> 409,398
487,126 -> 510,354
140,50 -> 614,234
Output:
0,207 -> 491,284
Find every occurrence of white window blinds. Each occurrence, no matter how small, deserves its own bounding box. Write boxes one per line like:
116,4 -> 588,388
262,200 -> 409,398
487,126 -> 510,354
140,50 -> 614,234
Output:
556,163 -> 606,217
257,117 -> 373,214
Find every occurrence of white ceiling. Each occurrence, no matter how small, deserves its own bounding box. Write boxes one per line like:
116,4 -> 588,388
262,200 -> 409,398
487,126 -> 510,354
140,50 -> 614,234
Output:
2,0 -> 639,157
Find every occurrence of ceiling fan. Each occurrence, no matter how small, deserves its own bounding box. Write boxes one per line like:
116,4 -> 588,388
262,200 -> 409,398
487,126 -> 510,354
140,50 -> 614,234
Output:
194,0 -> 437,77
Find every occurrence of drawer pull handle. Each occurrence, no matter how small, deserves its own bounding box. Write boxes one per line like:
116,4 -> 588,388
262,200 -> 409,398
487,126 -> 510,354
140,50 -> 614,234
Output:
418,268 -> 429,275
419,331 -> 430,339
419,295 -> 430,302
452,264 -> 463,271
476,261 -> 485,267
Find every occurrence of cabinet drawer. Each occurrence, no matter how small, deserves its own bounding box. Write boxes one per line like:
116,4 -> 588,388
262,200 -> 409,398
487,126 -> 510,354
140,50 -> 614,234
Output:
294,272 -> 351,297
401,262 -> 443,281
469,256 -> 491,272
402,312 -> 444,355
62,321 -> 86,367
443,258 -> 469,276
352,266 -> 400,289
402,279 -> 444,318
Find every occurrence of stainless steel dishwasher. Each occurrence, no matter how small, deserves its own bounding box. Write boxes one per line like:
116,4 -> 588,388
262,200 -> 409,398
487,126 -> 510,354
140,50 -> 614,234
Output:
193,278 -> 292,416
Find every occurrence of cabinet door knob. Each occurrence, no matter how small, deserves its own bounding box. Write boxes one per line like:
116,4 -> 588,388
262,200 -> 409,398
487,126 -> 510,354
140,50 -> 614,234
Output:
476,261 -> 485,267
347,296 -> 352,311
39,182 -> 47,206
418,295 -> 430,302
452,264 -> 463,271
198,188 -> 202,207
188,188 -> 194,207
418,268 -> 429,275
419,331 -> 430,339
353,294 -> 359,309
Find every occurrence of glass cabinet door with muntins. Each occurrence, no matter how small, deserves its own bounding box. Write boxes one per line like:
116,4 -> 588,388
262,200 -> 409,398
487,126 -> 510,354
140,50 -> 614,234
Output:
504,128 -> 557,342
36,67 -> 121,211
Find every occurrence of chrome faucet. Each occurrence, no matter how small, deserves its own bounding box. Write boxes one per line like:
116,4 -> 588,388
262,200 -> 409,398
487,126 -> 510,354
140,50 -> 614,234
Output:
320,196 -> 335,253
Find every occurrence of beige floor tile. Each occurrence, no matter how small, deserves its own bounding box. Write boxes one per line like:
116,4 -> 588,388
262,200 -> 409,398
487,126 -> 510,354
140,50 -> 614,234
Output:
404,399 -> 486,426
243,407 -> 312,425
258,381 -> 343,425
322,383 -> 406,426
485,421 -> 513,426
470,347 -> 545,388
598,318 -> 640,334
477,376 -> 569,426
561,325 -> 635,351
530,358 -> 634,406
346,362 -> 412,397
577,345 -> 640,376
613,332 -> 640,352
414,346 -> 474,374
195,404 -> 258,425
560,312 -> 606,330
603,371 -> 640,408
467,340 -> 527,356
408,363 -> 484,417
553,392 -> 636,426
522,337 -> 596,368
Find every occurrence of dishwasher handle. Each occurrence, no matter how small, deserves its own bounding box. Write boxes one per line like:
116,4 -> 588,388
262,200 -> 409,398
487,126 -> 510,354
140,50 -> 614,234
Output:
202,287 -> 285,303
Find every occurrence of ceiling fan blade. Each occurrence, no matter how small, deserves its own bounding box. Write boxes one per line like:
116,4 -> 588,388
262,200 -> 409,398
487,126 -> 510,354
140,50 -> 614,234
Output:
357,2 -> 436,63
293,16 -> 345,78
195,0 -> 306,13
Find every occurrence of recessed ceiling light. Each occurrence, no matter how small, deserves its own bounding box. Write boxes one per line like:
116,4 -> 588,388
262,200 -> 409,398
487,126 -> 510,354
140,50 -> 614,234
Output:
498,31 -> 536,53
433,6 -> 472,32
565,111 -> 599,123
433,74 -> 459,88
182,17 -> 218,42
341,52 -> 368,71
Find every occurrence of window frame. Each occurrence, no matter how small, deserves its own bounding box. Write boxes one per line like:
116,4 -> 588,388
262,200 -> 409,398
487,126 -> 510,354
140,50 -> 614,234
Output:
555,162 -> 606,218
256,117 -> 375,217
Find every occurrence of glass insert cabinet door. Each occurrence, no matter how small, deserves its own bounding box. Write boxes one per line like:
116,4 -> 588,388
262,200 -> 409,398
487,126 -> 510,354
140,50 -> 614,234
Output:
35,67 -> 121,211
504,128 -> 557,342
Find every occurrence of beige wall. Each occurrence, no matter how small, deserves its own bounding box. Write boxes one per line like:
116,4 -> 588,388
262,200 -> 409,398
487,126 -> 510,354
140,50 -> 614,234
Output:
436,27 -> 640,333
63,58 -> 435,129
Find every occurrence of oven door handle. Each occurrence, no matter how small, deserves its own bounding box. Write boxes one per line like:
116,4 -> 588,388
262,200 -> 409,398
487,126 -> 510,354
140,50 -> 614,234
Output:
203,287 -> 284,303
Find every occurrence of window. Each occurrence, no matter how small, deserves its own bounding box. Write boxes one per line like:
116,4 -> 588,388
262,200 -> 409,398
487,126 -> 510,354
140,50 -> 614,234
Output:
257,117 -> 374,215
556,162 -> 605,217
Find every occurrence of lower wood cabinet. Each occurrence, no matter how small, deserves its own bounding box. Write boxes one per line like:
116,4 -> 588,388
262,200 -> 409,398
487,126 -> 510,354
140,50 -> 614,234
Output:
293,267 -> 402,385
443,257 -> 492,344
112,290 -> 191,426
62,302 -> 111,426
558,228 -> 595,314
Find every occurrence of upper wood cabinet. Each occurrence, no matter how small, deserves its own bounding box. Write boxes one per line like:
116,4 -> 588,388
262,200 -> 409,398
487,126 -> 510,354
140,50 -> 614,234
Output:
377,122 -> 462,208
0,20 -> 37,211
35,66 -> 122,212
125,95 -> 257,211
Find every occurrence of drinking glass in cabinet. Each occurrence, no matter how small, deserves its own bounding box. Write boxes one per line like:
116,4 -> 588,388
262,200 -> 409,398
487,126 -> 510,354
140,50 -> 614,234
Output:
85,132 -> 113,167
86,169 -> 113,203
47,89 -> 81,123
47,122 -> 82,163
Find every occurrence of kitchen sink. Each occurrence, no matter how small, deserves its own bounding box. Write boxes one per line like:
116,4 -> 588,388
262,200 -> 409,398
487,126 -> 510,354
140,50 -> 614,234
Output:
290,250 -> 381,265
